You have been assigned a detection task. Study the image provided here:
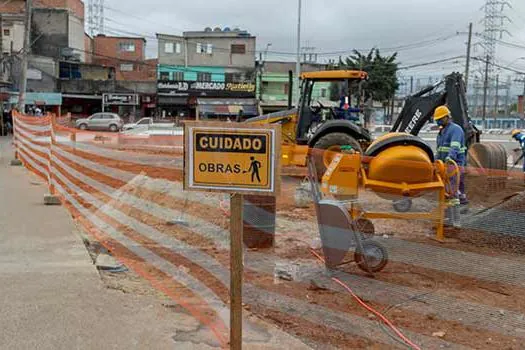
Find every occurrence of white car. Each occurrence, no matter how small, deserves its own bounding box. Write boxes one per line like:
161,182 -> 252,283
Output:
122,118 -> 153,131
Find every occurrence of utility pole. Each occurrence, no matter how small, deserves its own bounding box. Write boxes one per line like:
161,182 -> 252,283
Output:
258,52 -> 263,102
482,55 -> 490,130
410,76 -> 414,95
465,22 -> 473,89
18,0 -> 32,112
494,74 -> 499,120
295,0 -> 302,107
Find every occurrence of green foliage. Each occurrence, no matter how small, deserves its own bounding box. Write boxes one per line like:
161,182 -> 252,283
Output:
339,48 -> 399,102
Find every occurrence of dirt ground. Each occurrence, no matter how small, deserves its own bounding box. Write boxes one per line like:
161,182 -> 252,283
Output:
78,165 -> 525,349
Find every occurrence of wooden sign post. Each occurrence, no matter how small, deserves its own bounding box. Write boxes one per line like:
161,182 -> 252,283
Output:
184,122 -> 280,349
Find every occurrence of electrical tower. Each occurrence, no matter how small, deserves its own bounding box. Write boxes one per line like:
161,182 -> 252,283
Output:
479,0 -> 511,117
88,0 -> 105,36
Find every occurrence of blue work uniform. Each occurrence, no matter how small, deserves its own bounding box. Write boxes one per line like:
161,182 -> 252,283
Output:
514,132 -> 525,172
437,121 -> 467,201
436,121 -> 467,165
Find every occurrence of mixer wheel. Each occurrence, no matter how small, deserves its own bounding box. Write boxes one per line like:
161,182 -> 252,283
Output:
393,198 -> 412,212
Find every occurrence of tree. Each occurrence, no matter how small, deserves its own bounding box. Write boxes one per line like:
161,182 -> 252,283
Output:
339,48 -> 399,103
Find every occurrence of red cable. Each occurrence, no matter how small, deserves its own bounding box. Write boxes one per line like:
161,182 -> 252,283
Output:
309,249 -> 422,350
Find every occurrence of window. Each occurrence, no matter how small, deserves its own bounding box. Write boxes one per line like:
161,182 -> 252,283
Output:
159,71 -> 169,81
197,72 -> 212,82
173,71 -> 184,81
196,43 -> 212,54
164,42 -> 174,53
3,29 -> 10,36
120,63 -> 134,71
119,42 -> 135,52
225,73 -> 244,83
231,44 -> 246,54
321,88 -> 327,98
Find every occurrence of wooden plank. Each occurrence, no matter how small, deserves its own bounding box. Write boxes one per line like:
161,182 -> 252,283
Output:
230,193 -> 244,350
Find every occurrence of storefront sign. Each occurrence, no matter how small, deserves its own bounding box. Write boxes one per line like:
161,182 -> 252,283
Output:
103,93 -> 139,105
184,122 -> 280,195
158,80 -> 256,98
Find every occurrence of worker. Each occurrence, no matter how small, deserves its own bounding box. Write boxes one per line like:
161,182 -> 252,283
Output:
434,105 -> 468,206
511,129 -> 525,172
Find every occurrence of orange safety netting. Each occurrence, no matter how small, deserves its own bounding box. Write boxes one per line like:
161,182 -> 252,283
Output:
11,111 -> 525,349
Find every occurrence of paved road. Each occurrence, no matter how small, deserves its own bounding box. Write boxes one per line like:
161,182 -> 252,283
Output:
0,136 -> 207,350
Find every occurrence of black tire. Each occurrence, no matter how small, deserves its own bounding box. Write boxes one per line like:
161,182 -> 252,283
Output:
79,124 -> 87,130
312,132 -> 362,179
355,240 -> 389,273
109,124 -> 118,132
393,198 -> 412,213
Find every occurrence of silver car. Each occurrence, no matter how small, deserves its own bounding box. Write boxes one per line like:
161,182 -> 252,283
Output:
75,113 -> 124,132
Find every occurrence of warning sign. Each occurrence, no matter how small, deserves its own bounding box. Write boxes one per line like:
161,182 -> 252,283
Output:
184,122 -> 281,195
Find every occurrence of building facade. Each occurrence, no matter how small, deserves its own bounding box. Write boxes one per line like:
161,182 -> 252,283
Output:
92,34 -> 151,81
156,28 -> 257,120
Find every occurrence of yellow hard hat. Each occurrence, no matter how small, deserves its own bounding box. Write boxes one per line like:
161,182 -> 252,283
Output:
433,106 -> 451,121
511,129 -> 522,137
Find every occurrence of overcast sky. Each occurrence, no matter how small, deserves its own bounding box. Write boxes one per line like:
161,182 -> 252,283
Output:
101,0 -> 525,86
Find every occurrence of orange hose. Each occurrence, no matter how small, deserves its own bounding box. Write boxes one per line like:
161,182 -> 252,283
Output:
309,249 -> 422,350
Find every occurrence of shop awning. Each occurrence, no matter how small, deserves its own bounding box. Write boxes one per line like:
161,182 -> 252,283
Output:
197,98 -> 258,116
9,92 -> 62,105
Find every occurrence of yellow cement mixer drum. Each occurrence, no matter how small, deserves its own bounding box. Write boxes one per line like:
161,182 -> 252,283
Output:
365,133 -> 435,185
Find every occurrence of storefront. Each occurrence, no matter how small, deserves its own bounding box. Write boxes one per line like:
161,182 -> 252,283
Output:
102,93 -> 140,122
62,94 -> 103,119
157,80 -> 257,121
9,92 -> 63,115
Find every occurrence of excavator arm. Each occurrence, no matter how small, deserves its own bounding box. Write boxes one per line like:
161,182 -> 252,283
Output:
391,72 -> 480,147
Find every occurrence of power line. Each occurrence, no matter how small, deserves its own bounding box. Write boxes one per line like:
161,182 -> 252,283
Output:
398,56 -> 465,70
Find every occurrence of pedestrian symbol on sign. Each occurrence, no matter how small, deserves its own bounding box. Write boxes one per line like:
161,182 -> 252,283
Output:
244,156 -> 262,183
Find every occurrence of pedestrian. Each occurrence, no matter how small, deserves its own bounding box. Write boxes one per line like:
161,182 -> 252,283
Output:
511,129 -> 525,173
433,105 -> 468,206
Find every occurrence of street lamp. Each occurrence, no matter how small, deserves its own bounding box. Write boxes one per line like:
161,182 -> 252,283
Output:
264,43 -> 272,61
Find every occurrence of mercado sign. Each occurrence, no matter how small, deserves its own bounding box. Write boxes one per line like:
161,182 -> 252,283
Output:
184,122 -> 280,195
157,80 -> 256,98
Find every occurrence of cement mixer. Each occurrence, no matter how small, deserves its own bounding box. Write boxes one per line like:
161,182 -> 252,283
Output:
320,133 -> 461,241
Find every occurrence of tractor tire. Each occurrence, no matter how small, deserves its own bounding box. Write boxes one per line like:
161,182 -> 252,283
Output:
468,143 -> 507,197
355,240 -> 389,273
312,133 -> 362,179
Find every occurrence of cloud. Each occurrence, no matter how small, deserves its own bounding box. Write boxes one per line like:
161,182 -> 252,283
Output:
101,0 -> 525,77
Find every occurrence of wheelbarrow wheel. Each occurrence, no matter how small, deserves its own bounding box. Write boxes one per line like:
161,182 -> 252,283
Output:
355,241 -> 389,273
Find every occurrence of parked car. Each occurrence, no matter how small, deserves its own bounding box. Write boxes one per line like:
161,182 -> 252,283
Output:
122,117 -> 153,131
75,113 -> 124,132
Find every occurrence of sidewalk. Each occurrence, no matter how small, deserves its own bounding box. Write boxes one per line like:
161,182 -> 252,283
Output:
0,137 -> 311,350
0,138 -> 195,350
